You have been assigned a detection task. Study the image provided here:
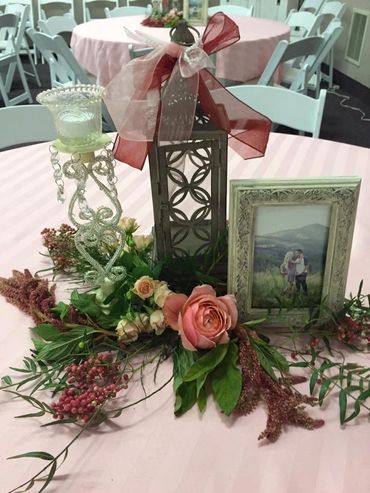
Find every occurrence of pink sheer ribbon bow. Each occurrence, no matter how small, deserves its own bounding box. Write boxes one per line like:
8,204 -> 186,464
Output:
104,13 -> 272,169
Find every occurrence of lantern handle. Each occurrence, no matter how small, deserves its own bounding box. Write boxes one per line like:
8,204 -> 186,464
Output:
170,19 -> 200,46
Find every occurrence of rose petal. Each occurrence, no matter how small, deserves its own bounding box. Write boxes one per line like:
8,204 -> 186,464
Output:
180,304 -> 199,347
218,295 -> 238,328
217,331 -> 230,345
163,293 -> 188,331
179,329 -> 197,351
189,285 -> 216,300
196,334 -> 217,350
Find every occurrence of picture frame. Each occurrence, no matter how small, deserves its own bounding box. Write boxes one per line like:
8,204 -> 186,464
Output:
182,0 -> 209,26
228,177 -> 361,325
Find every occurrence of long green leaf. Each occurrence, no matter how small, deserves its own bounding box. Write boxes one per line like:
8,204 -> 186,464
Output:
8,451 -> 54,461
173,346 -> 195,393
183,344 -> 228,382
309,370 -> 319,395
174,380 -> 197,416
339,389 -> 347,425
39,460 -> 57,493
318,378 -> 332,405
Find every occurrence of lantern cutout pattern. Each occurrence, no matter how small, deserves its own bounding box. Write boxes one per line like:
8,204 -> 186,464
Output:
37,85 -> 126,285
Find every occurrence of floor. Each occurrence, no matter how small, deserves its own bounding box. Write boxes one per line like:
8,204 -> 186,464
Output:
2,60 -> 370,149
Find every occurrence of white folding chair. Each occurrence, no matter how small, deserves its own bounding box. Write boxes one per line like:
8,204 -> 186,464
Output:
104,6 -> 146,18
208,5 -> 254,17
4,1 -> 37,62
227,85 -> 327,138
27,30 -> 115,131
83,0 -> 118,22
2,4 -> 40,86
318,2 -> 347,88
0,13 -> 32,106
38,15 -> 77,46
38,0 -> 75,21
258,36 -> 326,94
299,0 -> 325,14
0,105 -> 56,149
286,11 -> 325,39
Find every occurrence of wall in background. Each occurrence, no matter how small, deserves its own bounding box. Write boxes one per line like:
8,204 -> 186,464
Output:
333,0 -> 370,88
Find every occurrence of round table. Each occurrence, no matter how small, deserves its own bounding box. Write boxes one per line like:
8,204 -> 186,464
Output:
71,16 -> 290,87
1,134 -> 370,492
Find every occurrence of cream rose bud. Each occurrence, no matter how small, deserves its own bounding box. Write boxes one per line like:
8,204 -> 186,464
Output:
133,234 -> 153,251
116,319 -> 140,343
154,282 -> 172,308
119,217 -> 138,234
133,276 -> 155,299
134,313 -> 150,332
149,310 -> 166,335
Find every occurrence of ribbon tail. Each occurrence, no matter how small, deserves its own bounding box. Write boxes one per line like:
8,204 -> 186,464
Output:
113,135 -> 152,170
198,69 -> 271,159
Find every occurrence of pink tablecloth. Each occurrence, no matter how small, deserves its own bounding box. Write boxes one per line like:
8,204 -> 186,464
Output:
1,134 -> 370,493
71,16 -> 290,86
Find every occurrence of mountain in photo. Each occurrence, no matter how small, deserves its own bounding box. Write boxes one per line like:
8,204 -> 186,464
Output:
254,223 -> 329,273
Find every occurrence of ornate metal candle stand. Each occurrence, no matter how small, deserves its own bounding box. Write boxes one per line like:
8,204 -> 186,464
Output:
37,85 -> 126,285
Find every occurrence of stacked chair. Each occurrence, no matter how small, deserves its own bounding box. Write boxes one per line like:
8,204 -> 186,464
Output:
104,6 -> 146,18
208,5 -> 254,17
38,0 -> 74,21
0,11 -> 32,105
83,0 -> 118,22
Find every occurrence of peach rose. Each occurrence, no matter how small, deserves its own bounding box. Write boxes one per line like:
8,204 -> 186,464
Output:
119,217 -> 139,234
133,276 -> 155,299
133,234 -> 153,251
163,285 -> 238,351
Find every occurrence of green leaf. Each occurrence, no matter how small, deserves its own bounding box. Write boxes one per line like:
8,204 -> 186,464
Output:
309,370 -> 319,395
32,337 -> 48,353
15,410 -> 45,419
242,318 -> 266,328
339,389 -> 347,425
318,378 -> 332,405
51,301 -> 70,320
173,346 -> 195,393
1,375 -> 12,386
8,451 -> 54,461
174,380 -> 197,416
289,361 -> 309,368
183,344 -> 228,382
197,384 -> 207,412
210,342 -> 242,416
32,324 -> 62,341
71,290 -> 101,318
39,460 -> 57,493
24,357 -> 37,372
196,373 -> 208,399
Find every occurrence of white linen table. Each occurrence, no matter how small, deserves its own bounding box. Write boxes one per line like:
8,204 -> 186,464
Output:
1,133 -> 370,493
71,16 -> 290,86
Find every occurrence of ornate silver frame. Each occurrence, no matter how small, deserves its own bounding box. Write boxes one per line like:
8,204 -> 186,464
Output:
228,177 -> 361,325
183,0 -> 209,26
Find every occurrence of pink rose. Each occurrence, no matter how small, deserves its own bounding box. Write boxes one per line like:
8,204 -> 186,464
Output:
133,276 -> 155,299
163,285 -> 238,351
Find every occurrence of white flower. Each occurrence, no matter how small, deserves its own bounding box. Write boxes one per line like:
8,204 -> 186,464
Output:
153,281 -> 172,308
133,234 -> 153,251
116,319 -> 140,343
134,313 -> 151,333
119,217 -> 139,234
149,310 -> 166,335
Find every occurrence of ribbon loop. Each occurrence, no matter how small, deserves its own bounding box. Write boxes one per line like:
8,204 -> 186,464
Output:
104,13 -> 271,169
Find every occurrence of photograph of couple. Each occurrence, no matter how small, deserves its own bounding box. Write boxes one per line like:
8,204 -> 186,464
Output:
251,204 -> 331,310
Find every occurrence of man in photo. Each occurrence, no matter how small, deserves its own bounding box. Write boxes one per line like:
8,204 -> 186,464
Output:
280,250 -> 297,293
294,249 -> 308,293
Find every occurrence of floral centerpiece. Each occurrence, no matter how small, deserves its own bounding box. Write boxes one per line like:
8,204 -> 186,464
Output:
2,215 -> 370,492
141,1 -> 182,28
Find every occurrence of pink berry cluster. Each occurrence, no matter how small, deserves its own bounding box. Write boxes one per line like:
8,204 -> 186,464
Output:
51,353 -> 128,423
337,316 -> 370,345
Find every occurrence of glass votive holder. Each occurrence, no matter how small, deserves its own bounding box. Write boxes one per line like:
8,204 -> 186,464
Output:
37,85 -> 110,153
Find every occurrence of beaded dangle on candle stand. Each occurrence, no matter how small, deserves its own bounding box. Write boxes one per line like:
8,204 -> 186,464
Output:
148,21 -> 228,263
37,85 -> 126,285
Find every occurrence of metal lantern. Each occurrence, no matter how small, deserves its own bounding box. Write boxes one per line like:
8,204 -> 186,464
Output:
149,119 -> 228,259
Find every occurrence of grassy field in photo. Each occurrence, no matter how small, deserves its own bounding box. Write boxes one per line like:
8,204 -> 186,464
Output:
252,267 -> 323,309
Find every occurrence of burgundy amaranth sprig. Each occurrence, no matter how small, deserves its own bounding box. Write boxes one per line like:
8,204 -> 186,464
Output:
41,224 -> 77,272
0,269 -> 56,324
51,353 -> 128,423
234,328 -> 324,442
